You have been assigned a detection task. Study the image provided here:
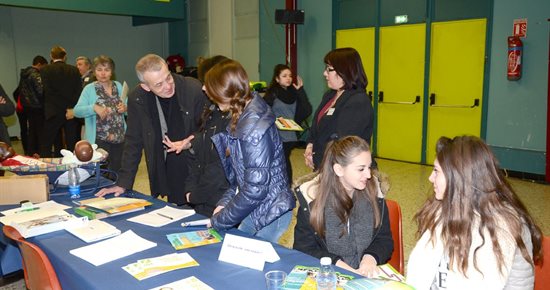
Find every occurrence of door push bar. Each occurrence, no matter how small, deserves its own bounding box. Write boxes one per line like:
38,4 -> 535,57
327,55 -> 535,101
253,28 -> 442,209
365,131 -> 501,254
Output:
378,91 -> 421,105
429,93 -> 480,108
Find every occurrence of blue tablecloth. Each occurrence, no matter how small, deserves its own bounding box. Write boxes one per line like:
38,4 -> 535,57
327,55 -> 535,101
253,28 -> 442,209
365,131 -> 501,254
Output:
1,192 -> 326,290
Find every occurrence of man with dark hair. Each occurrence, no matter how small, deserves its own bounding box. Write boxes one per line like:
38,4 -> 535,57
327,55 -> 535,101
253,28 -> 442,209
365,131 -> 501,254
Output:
40,46 -> 82,157
18,55 -> 48,156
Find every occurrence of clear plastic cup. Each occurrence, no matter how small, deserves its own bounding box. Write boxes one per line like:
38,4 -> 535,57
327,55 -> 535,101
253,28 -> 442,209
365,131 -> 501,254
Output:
265,270 -> 287,290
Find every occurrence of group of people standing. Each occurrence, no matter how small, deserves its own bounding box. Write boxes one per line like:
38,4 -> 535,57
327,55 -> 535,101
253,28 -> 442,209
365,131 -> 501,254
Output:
2,44 -> 543,288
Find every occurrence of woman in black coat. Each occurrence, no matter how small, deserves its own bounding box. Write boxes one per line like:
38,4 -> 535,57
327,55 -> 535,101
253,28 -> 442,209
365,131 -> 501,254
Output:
304,48 -> 374,170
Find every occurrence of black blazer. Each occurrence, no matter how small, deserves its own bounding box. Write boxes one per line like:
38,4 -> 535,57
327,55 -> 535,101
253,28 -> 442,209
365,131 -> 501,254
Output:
308,89 -> 374,168
40,61 -> 82,119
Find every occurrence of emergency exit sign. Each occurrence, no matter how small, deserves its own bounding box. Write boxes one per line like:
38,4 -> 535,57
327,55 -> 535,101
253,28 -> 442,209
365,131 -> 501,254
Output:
513,18 -> 527,38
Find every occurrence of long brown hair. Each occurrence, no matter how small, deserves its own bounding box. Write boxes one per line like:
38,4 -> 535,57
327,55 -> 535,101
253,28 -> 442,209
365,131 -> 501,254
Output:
415,135 -> 543,276
310,136 -> 380,239
204,60 -> 252,133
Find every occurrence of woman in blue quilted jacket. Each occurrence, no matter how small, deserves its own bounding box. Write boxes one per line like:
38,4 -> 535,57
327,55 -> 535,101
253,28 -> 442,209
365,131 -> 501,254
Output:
204,59 -> 295,243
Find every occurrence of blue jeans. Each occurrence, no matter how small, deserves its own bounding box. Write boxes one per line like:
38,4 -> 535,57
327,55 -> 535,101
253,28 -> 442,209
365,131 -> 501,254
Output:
238,210 -> 292,244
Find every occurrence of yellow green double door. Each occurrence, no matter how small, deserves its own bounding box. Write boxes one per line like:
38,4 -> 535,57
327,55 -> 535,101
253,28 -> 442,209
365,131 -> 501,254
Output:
336,18 -> 486,164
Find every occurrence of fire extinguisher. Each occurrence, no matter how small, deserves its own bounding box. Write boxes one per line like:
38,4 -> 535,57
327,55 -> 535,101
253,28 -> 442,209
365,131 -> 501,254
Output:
507,36 -> 523,81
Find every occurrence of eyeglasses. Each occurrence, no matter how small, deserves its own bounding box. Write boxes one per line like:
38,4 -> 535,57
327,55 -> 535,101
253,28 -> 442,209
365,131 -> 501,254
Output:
324,66 -> 336,73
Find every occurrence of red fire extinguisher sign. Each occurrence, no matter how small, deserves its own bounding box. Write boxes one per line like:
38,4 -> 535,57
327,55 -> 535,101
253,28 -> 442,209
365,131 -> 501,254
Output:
513,18 -> 527,38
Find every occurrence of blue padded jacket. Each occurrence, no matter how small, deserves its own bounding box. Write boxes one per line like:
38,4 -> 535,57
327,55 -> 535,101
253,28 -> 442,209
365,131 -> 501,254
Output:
210,93 -> 295,231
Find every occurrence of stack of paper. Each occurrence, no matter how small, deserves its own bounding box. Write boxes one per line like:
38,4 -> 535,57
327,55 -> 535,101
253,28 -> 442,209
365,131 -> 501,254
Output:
127,206 -> 195,227
66,219 -> 121,243
122,252 -> 199,280
70,230 -> 156,266
74,197 -> 152,219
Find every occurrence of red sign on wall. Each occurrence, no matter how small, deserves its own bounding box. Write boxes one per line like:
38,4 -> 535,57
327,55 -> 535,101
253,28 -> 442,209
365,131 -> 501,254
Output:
513,18 -> 527,38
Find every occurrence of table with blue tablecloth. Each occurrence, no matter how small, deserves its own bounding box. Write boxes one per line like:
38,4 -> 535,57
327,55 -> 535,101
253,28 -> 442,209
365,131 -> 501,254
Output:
0,191 -> 326,290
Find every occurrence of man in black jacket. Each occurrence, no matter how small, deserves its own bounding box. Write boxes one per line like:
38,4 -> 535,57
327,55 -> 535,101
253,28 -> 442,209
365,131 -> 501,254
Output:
39,46 -> 82,157
97,54 -> 207,205
18,55 -> 48,156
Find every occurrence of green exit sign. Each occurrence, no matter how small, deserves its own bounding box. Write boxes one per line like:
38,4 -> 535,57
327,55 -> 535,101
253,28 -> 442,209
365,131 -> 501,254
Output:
395,15 -> 408,24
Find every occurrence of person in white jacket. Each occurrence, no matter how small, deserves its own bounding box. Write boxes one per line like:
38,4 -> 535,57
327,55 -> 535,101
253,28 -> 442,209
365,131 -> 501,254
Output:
406,135 -> 542,290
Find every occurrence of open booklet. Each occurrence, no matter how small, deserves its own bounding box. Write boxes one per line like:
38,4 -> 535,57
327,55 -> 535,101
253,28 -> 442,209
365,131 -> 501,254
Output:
10,211 -> 86,238
66,218 -> 121,243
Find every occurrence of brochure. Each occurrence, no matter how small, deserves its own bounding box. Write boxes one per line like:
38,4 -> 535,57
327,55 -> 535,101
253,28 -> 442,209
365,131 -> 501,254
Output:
275,117 -> 304,131
10,211 -> 86,238
166,228 -> 222,250
74,197 -> 152,219
66,219 -> 121,243
283,265 -> 354,290
123,252 -> 199,281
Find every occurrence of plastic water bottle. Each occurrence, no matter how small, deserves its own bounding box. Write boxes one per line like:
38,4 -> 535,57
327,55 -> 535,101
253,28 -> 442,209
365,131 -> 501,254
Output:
317,257 -> 337,290
68,164 -> 81,199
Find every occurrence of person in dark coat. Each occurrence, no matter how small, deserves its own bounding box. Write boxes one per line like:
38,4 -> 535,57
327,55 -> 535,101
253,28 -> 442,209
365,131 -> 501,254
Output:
183,55 -> 230,217
17,55 -> 48,156
39,46 -> 83,157
205,60 -> 295,244
304,48 -> 374,170
0,84 -> 15,146
294,136 -> 393,277
264,64 -> 312,182
96,54 -> 207,206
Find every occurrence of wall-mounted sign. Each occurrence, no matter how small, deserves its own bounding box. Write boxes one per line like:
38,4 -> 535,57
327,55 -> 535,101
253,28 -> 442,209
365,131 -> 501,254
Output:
513,18 -> 527,38
395,15 -> 408,24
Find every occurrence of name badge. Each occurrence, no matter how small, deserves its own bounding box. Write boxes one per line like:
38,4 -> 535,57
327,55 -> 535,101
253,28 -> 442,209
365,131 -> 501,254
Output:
326,108 -> 335,116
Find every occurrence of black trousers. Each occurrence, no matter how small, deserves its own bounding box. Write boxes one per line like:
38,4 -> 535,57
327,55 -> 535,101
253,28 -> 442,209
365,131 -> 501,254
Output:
25,108 -> 44,156
40,113 -> 81,157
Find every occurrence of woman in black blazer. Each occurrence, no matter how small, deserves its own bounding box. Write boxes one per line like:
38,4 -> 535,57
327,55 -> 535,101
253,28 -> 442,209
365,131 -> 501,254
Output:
304,47 -> 374,170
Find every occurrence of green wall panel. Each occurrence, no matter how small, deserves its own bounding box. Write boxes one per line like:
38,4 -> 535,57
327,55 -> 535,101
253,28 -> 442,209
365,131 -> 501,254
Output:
336,0 -> 376,29
0,0 -> 185,19
433,0 -> 491,21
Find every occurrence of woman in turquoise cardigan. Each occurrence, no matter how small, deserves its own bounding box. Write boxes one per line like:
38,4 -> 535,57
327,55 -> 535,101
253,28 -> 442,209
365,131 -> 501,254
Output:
74,55 -> 126,173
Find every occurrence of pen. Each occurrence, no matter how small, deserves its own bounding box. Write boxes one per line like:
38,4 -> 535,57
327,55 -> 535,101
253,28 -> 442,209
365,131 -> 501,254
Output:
157,213 -> 174,220
16,207 -> 39,213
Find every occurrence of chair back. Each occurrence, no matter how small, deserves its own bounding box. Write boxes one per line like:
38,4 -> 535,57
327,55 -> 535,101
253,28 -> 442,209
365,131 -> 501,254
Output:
386,199 -> 404,274
3,225 -> 62,290
534,235 -> 550,290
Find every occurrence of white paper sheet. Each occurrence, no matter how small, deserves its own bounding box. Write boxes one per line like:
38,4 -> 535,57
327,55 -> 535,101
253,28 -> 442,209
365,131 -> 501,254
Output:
69,230 -> 156,266
217,234 -> 280,271
127,206 -> 195,227
0,200 -> 70,216
149,276 -> 214,290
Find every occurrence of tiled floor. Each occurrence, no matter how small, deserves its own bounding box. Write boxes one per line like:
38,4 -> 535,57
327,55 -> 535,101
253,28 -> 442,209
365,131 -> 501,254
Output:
1,142 -> 548,288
